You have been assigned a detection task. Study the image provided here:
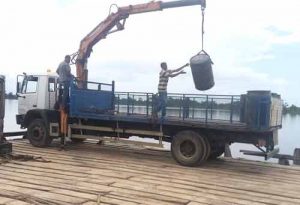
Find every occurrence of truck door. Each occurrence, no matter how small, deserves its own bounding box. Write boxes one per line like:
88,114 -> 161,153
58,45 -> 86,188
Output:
17,75 -> 38,115
46,77 -> 57,109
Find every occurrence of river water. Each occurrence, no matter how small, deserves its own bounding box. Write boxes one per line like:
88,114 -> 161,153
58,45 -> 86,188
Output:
3,99 -> 300,163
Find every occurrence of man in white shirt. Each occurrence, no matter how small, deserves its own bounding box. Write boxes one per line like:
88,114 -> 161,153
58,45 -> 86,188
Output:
155,62 -> 189,120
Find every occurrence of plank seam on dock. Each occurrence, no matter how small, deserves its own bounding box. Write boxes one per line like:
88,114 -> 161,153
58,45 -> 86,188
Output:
1,140 -> 300,205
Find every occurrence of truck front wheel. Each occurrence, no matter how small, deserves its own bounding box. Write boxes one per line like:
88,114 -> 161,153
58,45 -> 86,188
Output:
27,119 -> 52,147
171,130 -> 208,166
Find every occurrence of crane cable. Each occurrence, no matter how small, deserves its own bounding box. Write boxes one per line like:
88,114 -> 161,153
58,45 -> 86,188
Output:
201,7 -> 205,51
201,6 -> 205,52
200,6 -> 213,63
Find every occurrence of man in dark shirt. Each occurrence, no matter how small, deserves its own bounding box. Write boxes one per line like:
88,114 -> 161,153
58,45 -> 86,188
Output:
56,55 -> 72,110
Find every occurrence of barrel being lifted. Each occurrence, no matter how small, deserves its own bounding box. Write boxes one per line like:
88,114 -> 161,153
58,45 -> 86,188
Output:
190,51 -> 214,90
189,3 -> 214,91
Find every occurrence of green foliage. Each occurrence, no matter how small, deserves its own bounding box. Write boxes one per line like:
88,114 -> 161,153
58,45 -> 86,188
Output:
116,95 -> 240,111
5,92 -> 17,100
283,103 -> 300,115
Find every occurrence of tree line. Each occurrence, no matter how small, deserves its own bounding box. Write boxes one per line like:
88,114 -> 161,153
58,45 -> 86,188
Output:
116,96 -> 300,115
283,103 -> 300,115
4,92 -> 17,100
116,96 -> 241,111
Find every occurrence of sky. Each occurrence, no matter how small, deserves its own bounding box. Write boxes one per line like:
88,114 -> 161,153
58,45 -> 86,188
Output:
0,0 -> 299,105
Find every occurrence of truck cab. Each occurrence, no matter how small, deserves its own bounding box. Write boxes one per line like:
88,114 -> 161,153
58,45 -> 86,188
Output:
16,73 -> 59,130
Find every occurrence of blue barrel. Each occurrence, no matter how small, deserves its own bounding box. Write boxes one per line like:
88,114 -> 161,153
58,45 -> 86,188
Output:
190,52 -> 214,91
245,91 -> 271,130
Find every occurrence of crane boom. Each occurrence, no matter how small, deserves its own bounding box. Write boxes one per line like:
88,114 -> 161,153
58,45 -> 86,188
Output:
75,0 -> 206,82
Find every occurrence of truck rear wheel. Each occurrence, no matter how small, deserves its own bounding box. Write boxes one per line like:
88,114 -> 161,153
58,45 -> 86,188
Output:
171,130 -> 208,166
27,119 -> 52,147
203,137 -> 211,161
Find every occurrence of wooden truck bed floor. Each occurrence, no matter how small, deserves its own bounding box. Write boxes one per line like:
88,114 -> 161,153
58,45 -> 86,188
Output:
0,139 -> 300,205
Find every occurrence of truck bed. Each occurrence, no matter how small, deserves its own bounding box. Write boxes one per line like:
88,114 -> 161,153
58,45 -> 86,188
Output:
70,91 -> 281,133
71,112 -> 252,132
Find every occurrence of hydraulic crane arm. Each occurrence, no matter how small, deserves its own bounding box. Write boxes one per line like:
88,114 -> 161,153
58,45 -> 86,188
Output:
75,0 -> 206,82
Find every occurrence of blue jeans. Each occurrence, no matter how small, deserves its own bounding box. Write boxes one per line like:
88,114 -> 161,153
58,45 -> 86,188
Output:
156,91 -> 167,118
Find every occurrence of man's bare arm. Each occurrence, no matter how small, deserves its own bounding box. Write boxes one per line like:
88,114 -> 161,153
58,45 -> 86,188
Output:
171,63 -> 189,73
170,71 -> 186,78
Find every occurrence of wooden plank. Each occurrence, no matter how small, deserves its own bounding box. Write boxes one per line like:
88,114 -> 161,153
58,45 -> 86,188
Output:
8,149 -> 300,195
0,165 -> 189,204
11,143 -> 300,190
1,140 -> 300,205
0,184 -> 88,204
82,202 -> 111,205
12,146 -> 300,189
0,196 -> 15,204
5,159 -> 299,204
5,200 -> 31,205
91,195 -> 139,205
129,176 -> 300,204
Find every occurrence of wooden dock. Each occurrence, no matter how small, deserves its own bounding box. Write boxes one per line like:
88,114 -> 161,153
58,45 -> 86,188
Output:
1,139 -> 300,205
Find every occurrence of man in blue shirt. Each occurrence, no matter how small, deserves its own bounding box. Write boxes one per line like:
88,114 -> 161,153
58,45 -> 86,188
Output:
56,55 -> 72,110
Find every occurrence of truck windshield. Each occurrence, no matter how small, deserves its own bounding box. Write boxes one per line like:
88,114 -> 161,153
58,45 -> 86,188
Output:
21,76 -> 38,93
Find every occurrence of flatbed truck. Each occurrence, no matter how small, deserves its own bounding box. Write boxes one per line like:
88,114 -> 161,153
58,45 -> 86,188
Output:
15,73 -> 283,166
15,0 -> 283,166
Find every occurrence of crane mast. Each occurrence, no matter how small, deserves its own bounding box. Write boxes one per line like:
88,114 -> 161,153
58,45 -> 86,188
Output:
75,0 -> 206,82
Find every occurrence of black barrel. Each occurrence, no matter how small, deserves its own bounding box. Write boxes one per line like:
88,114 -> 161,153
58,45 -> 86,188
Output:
190,52 -> 214,91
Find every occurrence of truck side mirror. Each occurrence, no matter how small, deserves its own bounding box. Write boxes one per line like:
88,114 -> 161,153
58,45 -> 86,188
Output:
16,75 -> 25,94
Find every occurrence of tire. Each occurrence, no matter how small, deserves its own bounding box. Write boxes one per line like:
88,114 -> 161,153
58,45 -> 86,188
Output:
294,148 -> 300,165
171,130 -> 207,167
70,137 -> 86,143
209,145 -> 225,160
27,119 -> 52,147
203,136 -> 211,161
